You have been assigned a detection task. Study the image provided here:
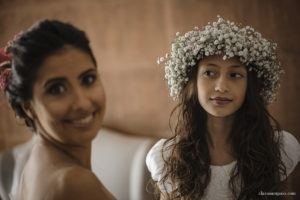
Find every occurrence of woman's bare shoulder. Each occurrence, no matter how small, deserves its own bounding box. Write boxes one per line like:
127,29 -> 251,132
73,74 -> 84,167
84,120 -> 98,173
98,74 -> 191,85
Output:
46,166 -> 116,200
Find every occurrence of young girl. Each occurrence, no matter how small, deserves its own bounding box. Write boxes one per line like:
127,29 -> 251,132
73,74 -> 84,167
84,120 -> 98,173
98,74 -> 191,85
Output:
146,16 -> 300,200
0,20 -> 115,200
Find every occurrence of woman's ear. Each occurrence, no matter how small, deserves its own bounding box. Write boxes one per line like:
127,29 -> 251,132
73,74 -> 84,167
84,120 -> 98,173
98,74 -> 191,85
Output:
21,102 -> 36,119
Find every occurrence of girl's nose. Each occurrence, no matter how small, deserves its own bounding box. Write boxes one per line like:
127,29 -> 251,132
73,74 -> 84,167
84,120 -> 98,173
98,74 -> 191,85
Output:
214,76 -> 229,93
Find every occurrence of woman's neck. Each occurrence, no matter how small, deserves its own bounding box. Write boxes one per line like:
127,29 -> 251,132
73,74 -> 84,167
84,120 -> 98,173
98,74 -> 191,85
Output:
36,133 -> 92,169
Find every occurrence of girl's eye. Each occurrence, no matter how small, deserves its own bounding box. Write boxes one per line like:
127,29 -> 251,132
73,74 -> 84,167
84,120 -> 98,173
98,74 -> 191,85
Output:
230,73 -> 243,78
82,74 -> 96,86
204,71 -> 215,77
47,84 -> 66,95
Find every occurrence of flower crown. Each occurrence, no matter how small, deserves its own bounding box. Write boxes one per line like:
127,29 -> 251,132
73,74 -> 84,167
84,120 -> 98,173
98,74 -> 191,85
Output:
158,16 -> 284,104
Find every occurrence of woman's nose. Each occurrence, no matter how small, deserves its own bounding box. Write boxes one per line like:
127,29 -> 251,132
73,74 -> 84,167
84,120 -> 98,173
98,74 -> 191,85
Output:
71,89 -> 92,111
214,76 -> 229,93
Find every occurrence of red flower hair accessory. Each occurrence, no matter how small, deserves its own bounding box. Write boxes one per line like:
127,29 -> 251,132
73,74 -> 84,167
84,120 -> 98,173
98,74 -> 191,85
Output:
0,47 -> 12,91
0,33 -> 20,91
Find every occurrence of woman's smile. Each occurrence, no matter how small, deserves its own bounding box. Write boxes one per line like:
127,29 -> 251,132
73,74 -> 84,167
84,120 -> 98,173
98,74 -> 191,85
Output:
65,111 -> 97,129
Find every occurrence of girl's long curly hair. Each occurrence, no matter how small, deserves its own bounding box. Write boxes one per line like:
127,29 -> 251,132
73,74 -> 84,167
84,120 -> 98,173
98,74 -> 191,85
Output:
158,62 -> 287,200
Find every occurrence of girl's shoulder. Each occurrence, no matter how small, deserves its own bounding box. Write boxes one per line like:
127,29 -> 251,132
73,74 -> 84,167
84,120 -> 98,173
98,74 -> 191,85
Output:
146,139 -> 173,182
278,130 -> 300,177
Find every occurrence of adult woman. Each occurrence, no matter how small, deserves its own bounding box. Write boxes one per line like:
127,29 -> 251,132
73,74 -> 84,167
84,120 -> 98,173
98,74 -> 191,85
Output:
146,16 -> 300,199
0,20 -> 115,200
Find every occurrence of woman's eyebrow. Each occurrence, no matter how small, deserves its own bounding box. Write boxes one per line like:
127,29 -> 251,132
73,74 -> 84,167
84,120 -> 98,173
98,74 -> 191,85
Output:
43,68 -> 96,88
44,77 -> 66,88
78,68 -> 96,79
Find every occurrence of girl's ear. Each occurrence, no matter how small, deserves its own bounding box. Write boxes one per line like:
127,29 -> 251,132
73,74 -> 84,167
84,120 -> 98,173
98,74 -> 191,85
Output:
21,102 -> 36,119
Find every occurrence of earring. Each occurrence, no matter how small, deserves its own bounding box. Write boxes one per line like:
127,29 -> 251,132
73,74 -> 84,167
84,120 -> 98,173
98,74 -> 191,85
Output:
25,118 -> 33,127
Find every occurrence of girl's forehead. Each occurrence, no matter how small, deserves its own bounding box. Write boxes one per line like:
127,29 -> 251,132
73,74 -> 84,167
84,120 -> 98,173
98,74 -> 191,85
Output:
199,55 -> 245,68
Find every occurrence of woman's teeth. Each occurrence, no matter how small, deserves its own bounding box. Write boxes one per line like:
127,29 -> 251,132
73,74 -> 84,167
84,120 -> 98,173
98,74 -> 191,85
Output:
71,114 -> 93,125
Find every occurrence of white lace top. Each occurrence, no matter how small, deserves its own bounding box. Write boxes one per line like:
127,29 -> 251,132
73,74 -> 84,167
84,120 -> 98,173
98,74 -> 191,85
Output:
146,131 -> 300,200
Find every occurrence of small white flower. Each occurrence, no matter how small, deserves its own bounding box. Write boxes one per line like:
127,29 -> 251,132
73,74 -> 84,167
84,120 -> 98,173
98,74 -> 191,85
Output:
191,60 -> 196,66
262,52 -> 267,57
200,37 -> 206,42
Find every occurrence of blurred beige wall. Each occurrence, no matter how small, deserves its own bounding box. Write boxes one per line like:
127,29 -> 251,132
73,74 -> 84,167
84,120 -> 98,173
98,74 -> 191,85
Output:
0,0 -> 299,146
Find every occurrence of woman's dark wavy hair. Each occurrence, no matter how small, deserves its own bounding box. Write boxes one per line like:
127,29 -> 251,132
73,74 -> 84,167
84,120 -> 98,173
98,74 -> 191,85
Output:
158,60 -> 287,199
5,19 -> 96,131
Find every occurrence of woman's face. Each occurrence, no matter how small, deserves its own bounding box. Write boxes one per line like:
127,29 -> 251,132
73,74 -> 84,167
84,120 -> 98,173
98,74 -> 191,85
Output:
28,45 -> 105,145
197,55 -> 247,118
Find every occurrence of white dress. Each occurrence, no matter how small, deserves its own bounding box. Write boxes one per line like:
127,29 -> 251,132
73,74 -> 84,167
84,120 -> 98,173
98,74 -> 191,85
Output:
146,131 -> 300,200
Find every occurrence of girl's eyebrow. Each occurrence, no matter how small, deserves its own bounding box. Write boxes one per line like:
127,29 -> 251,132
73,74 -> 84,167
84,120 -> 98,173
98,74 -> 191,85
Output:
205,63 -> 218,67
230,65 -> 244,68
204,63 -> 244,68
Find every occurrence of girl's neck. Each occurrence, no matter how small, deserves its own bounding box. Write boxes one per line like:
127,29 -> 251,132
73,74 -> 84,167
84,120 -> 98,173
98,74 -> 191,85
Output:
206,114 -> 236,165
206,114 -> 234,148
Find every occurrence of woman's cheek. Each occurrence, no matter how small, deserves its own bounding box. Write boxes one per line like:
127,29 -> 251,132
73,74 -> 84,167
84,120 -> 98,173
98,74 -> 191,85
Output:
44,98 -> 71,119
93,83 -> 106,105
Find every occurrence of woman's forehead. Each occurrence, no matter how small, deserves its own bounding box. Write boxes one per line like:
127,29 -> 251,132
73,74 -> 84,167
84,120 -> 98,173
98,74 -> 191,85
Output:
34,46 -> 94,85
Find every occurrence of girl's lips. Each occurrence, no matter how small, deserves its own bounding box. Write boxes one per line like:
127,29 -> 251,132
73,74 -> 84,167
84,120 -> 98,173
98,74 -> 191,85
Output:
211,97 -> 232,105
212,97 -> 232,101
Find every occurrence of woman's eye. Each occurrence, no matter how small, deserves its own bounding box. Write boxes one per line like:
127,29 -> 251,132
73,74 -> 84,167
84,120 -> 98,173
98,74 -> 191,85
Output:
82,74 -> 96,86
47,84 -> 66,95
231,73 -> 243,78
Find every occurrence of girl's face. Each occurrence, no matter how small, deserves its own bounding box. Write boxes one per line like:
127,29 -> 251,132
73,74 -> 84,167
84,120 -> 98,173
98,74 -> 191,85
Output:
197,55 -> 247,118
28,45 -> 105,145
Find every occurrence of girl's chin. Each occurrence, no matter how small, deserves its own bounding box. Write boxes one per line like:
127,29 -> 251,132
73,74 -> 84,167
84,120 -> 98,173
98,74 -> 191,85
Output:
207,110 -> 236,118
